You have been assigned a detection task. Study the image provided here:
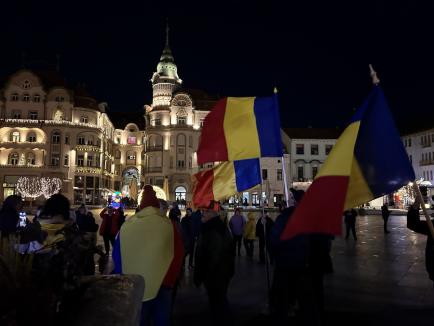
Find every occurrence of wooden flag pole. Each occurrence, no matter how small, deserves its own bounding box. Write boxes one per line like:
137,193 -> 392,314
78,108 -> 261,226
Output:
412,182 -> 434,239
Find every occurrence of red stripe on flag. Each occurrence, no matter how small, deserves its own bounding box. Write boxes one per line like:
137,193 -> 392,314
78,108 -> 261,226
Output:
197,98 -> 229,164
192,169 -> 215,208
281,176 -> 349,240
162,222 -> 185,288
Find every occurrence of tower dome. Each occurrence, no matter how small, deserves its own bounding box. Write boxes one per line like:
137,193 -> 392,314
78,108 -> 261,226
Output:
155,23 -> 181,83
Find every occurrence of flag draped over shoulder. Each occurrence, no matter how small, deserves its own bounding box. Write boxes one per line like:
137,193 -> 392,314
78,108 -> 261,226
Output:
197,96 -> 283,164
281,86 -> 415,240
192,158 -> 261,208
113,206 -> 184,301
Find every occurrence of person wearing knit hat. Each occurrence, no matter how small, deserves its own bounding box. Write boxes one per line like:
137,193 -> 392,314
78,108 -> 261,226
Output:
113,184 -> 184,325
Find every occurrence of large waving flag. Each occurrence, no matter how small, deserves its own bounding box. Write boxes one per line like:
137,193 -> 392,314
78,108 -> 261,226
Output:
113,206 -> 184,301
197,96 -> 283,164
192,158 -> 261,208
281,86 -> 415,240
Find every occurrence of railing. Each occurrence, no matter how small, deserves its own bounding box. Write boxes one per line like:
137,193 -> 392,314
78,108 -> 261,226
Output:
145,145 -> 163,152
419,159 -> 434,166
0,118 -> 103,131
75,167 -> 102,174
0,164 -> 43,168
146,167 -> 163,173
0,141 -> 46,146
422,142 -> 432,148
75,145 -> 101,152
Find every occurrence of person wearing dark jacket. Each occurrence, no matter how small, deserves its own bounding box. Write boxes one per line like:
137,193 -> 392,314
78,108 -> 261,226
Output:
99,207 -> 121,255
381,204 -> 391,233
194,200 -> 235,324
407,202 -> 434,286
344,208 -> 358,240
255,211 -> 274,264
181,208 -> 195,268
0,195 -> 23,238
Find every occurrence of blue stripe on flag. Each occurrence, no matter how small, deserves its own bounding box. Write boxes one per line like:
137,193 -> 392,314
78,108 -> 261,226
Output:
254,96 -> 283,157
234,158 -> 261,192
112,233 -> 122,274
353,86 -> 415,196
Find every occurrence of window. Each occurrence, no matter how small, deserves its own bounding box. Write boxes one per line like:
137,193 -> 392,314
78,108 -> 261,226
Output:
26,153 -> 35,165
115,150 -> 121,159
177,116 -> 186,125
325,144 -> 333,155
55,96 -> 64,102
311,144 -> 319,155
177,160 -> 185,168
22,80 -> 31,89
127,136 -> 137,144
312,166 -> 318,179
296,144 -> 304,155
277,169 -> 282,181
27,133 -> 36,142
77,155 -> 84,166
80,116 -> 88,123
64,155 -> 69,166
87,137 -> 93,145
152,118 -> 161,126
116,137 -> 121,144
78,136 -> 85,145
12,111 -> 21,119
11,131 -> 20,142
23,93 -> 30,102
33,94 -> 40,102
87,155 -> 93,167
29,111 -> 38,120
200,119 -> 205,128
65,136 -> 69,144
262,169 -> 268,180
11,93 -> 19,101
408,138 -> 412,147
51,154 -> 60,166
297,166 -> 304,180
52,131 -> 60,144
9,152 -> 19,165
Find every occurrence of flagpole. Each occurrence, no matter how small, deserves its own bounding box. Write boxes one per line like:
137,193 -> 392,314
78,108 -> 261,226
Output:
370,64 -> 434,239
274,87 -> 290,206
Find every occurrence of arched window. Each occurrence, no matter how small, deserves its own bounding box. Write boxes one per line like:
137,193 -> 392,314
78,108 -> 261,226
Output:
22,80 -> 31,89
51,131 -> 61,144
23,93 -> 30,102
27,132 -> 36,142
8,152 -> 19,165
33,94 -> 41,102
10,93 -> 19,101
174,186 -> 187,202
26,152 -> 35,165
10,131 -> 20,142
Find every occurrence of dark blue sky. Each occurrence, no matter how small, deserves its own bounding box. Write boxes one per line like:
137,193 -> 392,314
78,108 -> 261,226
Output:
1,1 -> 434,130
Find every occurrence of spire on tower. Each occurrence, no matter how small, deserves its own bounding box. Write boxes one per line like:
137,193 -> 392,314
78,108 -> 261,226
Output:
165,18 -> 170,48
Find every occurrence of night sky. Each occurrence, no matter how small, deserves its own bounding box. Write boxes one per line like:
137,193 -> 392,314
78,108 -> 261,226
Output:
1,1 -> 434,131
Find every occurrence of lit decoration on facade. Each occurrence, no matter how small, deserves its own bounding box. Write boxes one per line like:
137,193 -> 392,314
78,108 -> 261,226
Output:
40,177 -> 62,199
16,177 -> 42,199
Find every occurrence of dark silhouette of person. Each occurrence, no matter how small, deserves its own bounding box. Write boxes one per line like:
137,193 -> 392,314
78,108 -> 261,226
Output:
344,208 -> 358,240
255,211 -> 274,264
407,201 -> 434,287
381,204 -> 391,233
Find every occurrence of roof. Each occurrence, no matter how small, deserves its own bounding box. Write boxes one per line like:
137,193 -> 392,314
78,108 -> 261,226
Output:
33,69 -> 68,89
283,128 -> 343,140
107,111 -> 147,130
73,85 -> 99,110
181,88 -> 220,111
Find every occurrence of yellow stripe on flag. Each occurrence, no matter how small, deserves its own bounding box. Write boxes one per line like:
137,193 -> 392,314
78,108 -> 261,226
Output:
224,97 -> 261,161
344,158 -> 374,209
212,161 -> 238,201
120,206 -> 174,301
316,121 -> 360,178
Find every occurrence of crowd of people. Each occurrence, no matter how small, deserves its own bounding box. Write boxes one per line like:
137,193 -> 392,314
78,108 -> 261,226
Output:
1,187 -> 434,326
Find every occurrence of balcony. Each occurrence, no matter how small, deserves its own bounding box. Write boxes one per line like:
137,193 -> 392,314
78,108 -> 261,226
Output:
421,142 -> 432,148
0,118 -> 102,131
0,164 -> 43,168
145,145 -> 163,152
75,144 -> 101,152
420,159 -> 434,166
145,167 -> 163,173
75,167 -> 102,174
0,141 -> 48,149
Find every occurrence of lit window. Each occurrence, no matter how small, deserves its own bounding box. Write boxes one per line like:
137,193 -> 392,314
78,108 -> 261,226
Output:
80,116 -> 88,123
200,119 -> 205,128
27,133 -> 36,142
11,131 -> 20,142
127,136 -> 137,144
9,152 -> 19,165
23,93 -> 30,102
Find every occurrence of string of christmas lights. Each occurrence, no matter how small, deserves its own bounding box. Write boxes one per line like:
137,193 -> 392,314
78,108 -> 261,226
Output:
16,177 -> 62,199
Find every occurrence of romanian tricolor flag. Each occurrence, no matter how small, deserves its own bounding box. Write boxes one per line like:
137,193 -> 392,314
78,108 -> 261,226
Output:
192,158 -> 261,208
112,206 -> 184,301
197,96 -> 283,164
281,86 -> 415,240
